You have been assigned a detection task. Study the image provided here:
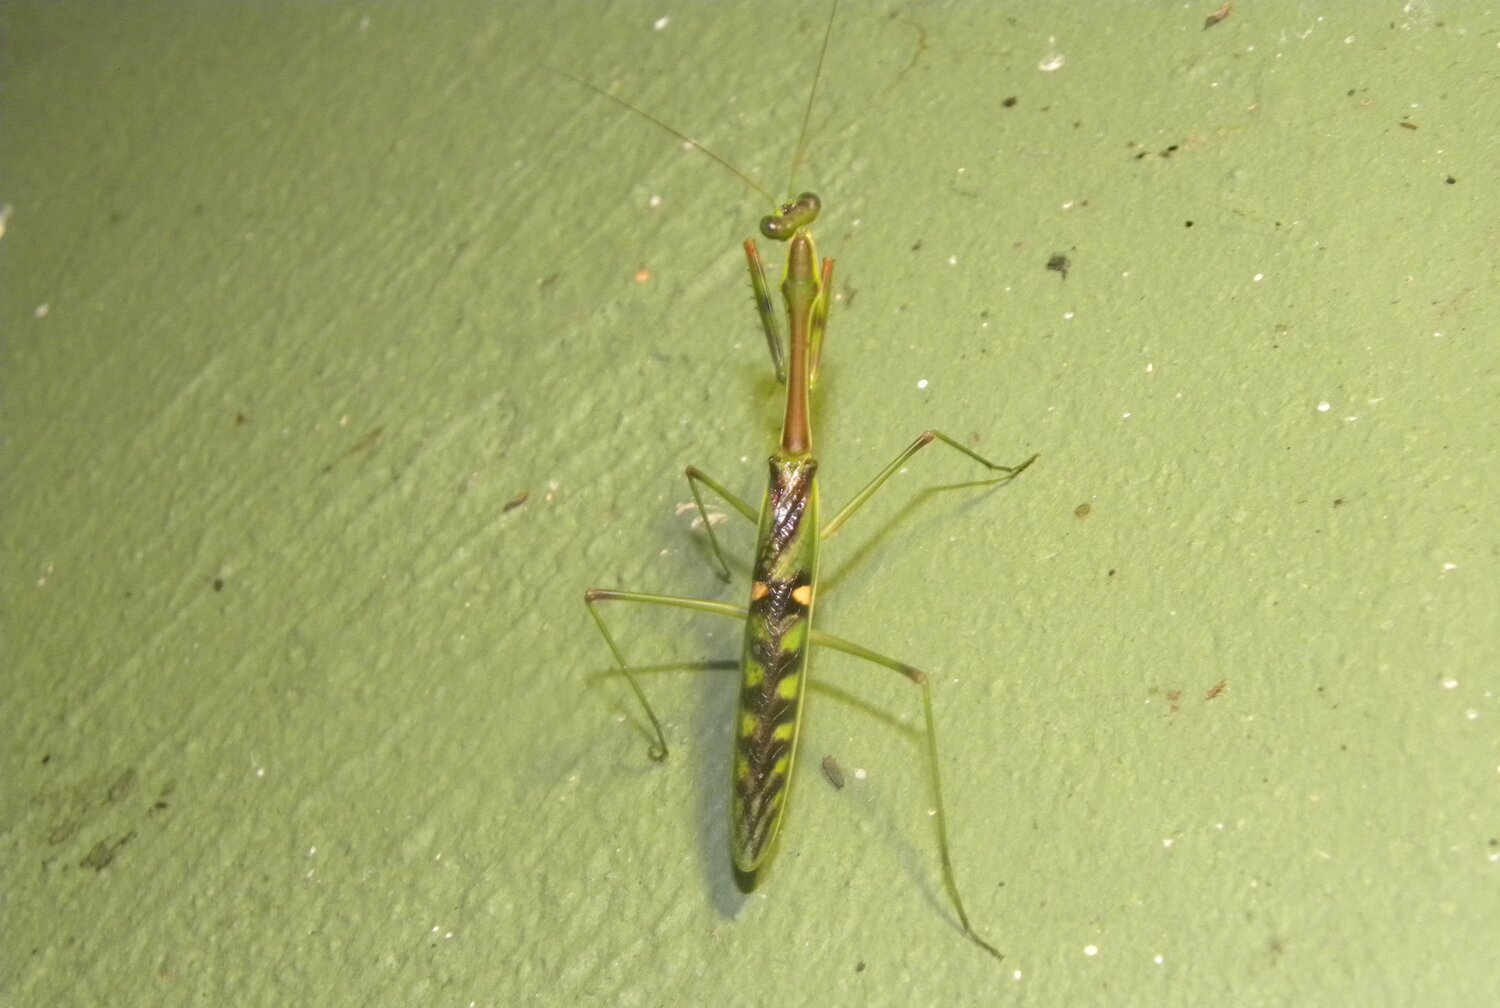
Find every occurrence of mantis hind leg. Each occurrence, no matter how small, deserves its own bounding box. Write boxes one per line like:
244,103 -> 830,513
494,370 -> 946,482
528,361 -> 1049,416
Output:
810,628 -> 1005,961
583,591 -> 1005,959
583,589 -> 746,761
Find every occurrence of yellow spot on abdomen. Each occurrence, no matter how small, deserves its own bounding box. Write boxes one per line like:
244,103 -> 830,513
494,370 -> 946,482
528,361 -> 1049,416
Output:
792,584 -> 814,607
776,673 -> 802,702
742,661 -> 765,690
751,581 -> 770,601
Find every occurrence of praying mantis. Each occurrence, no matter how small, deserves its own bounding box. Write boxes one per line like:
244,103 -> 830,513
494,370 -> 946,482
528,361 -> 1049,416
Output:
580,0 -> 1036,960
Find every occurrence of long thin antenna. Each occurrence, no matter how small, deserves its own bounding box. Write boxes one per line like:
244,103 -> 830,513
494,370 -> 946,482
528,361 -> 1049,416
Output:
554,68 -> 775,206
786,0 -> 841,195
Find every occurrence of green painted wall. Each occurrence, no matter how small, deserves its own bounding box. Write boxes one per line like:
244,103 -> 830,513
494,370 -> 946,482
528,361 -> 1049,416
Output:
4,2 -> 1496,1004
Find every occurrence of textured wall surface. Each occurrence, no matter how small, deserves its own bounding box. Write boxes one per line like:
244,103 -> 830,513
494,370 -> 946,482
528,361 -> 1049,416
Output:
3,2 -> 1496,1005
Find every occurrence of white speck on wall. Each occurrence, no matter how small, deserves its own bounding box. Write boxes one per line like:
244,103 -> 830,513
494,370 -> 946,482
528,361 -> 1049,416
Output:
1084,944 -> 1099,957
648,195 -> 663,210
1038,38 -> 1065,72
1317,402 -> 1331,412
653,15 -> 670,31
916,379 -> 928,390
